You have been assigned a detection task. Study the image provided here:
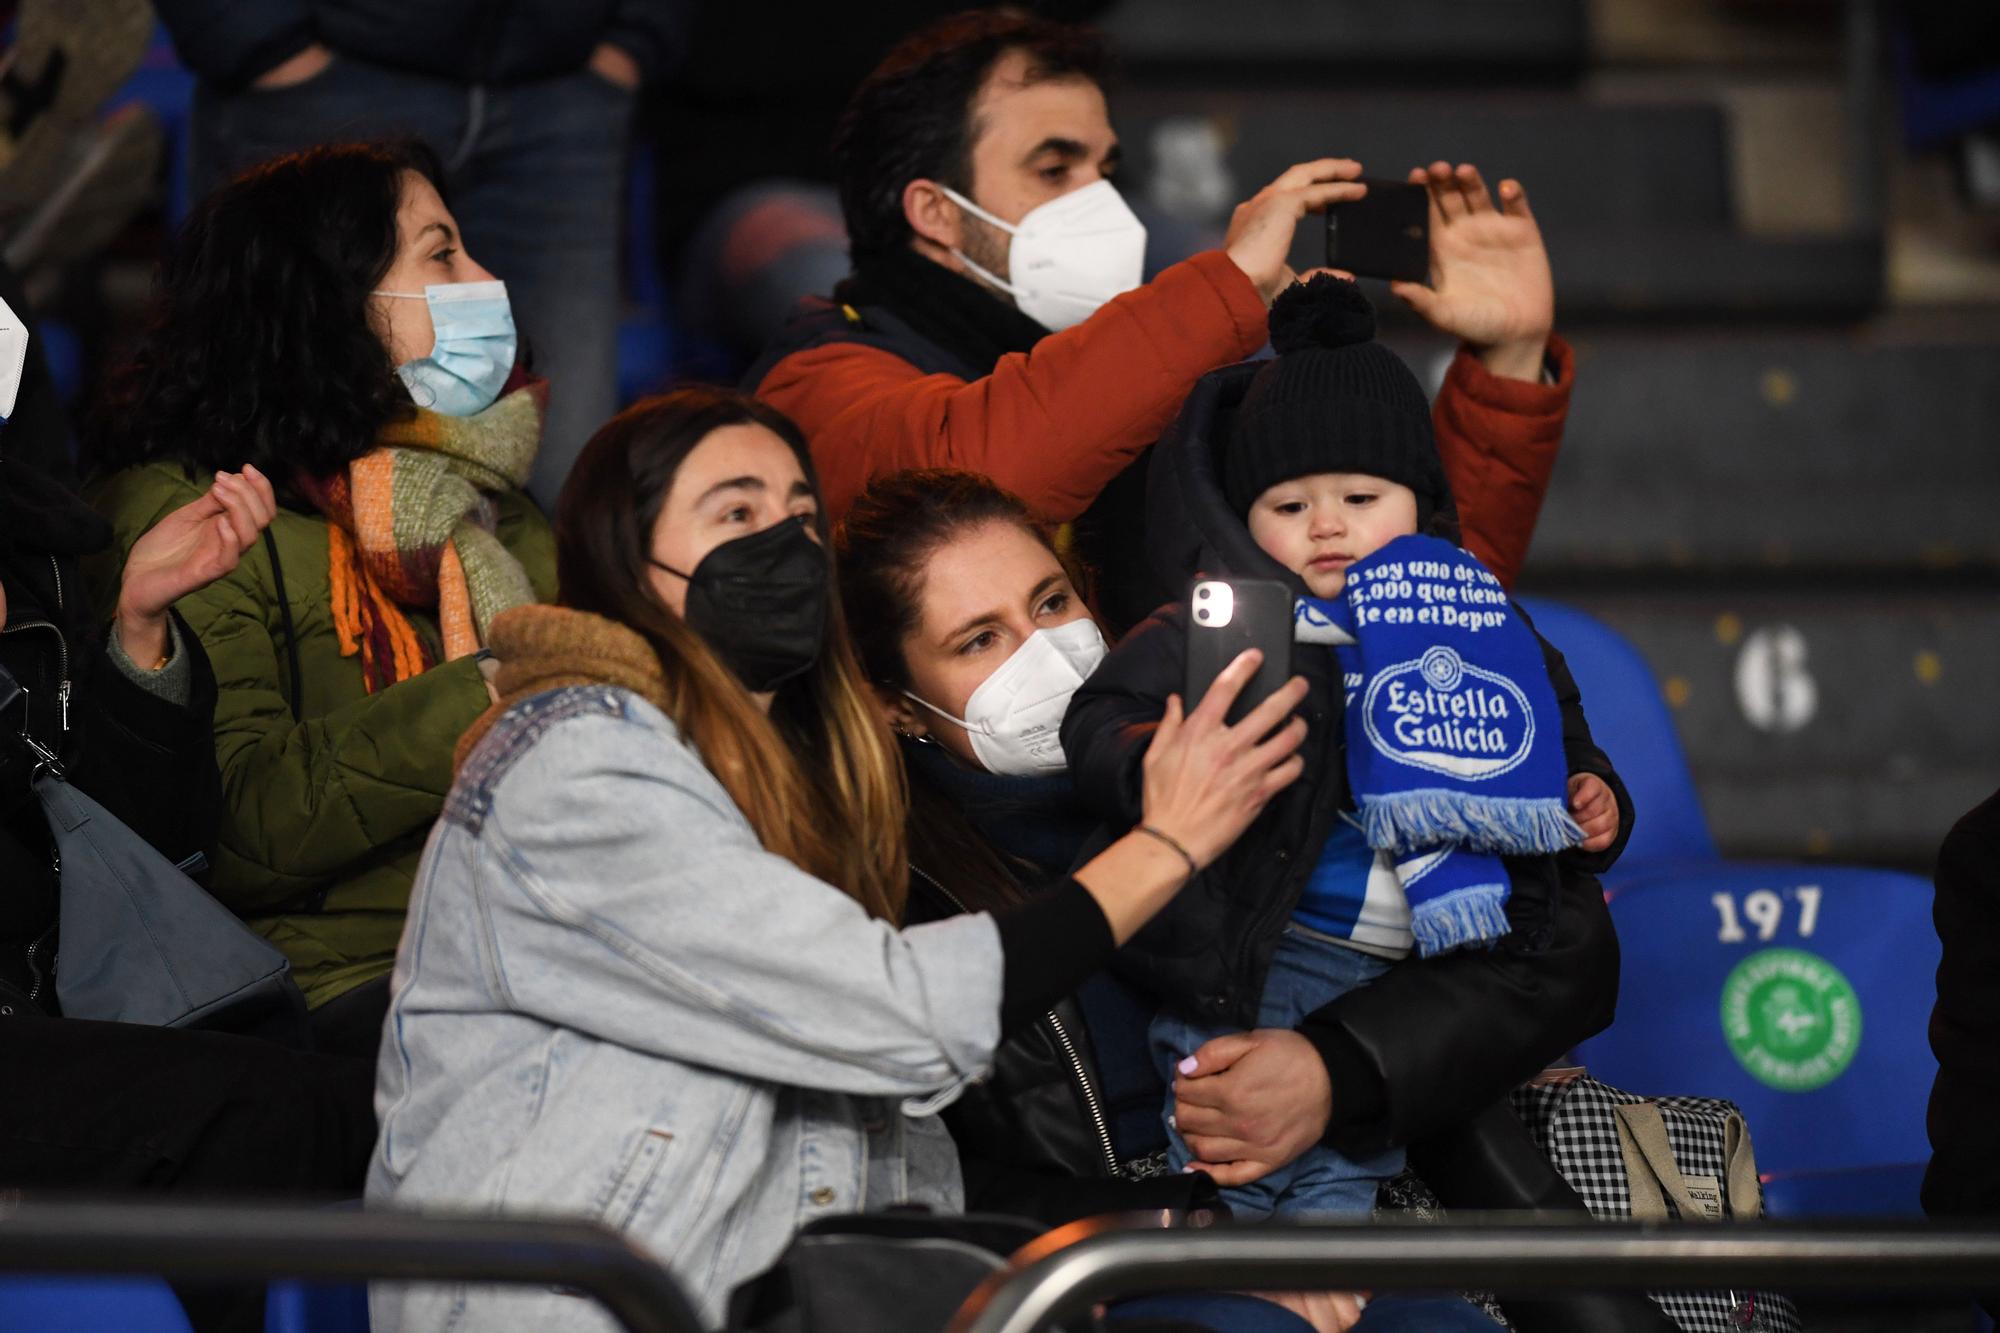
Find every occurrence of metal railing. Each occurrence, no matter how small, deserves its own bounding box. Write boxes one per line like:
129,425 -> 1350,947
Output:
8,1203 -> 2000,1333
0,1201 -> 704,1333
947,1214 -> 2000,1333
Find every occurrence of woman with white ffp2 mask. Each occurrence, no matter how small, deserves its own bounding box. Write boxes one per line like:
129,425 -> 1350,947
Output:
841,470 -> 1422,1333
903,616 -> 1107,776
841,478 -> 1118,779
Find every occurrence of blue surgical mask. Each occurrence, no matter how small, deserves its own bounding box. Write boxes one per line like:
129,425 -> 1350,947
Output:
373,279 -> 517,416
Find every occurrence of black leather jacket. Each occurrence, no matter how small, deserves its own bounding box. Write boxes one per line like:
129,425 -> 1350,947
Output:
906,863 -> 1217,1227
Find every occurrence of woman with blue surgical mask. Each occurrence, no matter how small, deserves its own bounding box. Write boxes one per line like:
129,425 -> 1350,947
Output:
370,197 -> 518,416
85,141 -> 555,1060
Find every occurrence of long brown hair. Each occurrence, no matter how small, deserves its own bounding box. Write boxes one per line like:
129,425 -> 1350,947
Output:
836,468 -> 1089,915
555,388 -> 908,922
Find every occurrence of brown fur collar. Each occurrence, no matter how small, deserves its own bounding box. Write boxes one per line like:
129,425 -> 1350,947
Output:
454,605 -> 672,771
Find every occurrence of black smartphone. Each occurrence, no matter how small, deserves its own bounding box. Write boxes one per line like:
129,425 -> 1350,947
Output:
1185,577 -> 1294,726
1324,179 -> 1430,284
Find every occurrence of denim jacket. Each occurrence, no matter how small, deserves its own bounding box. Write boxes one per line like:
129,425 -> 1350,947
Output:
365,684 -> 1004,1330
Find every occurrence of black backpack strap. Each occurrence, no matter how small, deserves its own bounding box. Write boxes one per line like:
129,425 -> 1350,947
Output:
262,529 -> 303,724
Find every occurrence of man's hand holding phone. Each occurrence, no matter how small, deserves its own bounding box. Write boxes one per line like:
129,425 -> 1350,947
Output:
1389,161 -> 1554,383
1224,159 -> 1368,305
1308,159 -> 1553,383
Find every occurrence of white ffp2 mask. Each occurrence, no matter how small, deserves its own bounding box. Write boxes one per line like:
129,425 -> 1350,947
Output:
906,618 -> 1109,776
943,180 -> 1147,331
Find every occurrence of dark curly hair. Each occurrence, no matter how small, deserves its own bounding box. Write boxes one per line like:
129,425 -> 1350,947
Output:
85,139 -> 444,487
832,9 -> 1108,260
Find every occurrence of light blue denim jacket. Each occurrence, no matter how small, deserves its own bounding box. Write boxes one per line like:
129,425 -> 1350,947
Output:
365,685 -> 1004,1331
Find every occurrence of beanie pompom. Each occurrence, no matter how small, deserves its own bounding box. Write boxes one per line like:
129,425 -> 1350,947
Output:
1268,275 -> 1375,355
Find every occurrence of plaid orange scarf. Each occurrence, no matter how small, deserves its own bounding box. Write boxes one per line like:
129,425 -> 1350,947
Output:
299,375 -> 546,693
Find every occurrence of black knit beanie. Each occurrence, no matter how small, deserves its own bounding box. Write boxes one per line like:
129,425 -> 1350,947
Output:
1221,276 -> 1444,522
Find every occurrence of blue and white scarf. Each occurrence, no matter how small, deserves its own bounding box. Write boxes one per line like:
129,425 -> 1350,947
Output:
1295,534 -> 1582,956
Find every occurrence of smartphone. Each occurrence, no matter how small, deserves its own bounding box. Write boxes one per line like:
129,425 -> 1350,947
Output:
1324,179 -> 1430,284
1185,577 -> 1294,726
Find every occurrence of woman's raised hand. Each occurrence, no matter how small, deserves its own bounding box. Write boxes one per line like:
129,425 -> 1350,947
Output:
115,465 -> 277,668
1141,649 -> 1309,869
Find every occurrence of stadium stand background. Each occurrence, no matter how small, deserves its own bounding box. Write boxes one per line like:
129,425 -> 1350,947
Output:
47,0 -> 1992,876
1097,0 -> 1999,876
11,5 -> 1994,1327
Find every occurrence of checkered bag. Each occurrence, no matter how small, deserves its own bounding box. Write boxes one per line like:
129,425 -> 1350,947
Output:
1511,1072 -> 1803,1333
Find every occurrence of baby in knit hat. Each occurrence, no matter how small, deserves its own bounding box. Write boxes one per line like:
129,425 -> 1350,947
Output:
1060,276 -> 1625,1228
1223,277 -> 1450,601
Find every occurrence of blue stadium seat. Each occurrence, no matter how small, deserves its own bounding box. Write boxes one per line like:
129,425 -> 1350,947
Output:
1521,599 -> 1940,1216
1578,862 -> 1936,1206
617,136 -> 679,405
265,1279 -> 370,1333
114,26 -> 197,226
1758,1163 -> 1927,1219
35,319 -> 83,407
1518,598 -> 1716,868
0,1276 -> 194,1331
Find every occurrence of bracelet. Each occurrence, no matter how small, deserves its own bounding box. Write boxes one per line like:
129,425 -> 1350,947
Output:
1136,824 -> 1200,879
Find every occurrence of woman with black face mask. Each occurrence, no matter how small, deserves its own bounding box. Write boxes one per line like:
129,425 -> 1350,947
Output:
364,385 -> 1310,1332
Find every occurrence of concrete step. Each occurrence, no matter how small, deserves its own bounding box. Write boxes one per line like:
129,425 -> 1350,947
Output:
1102,0 -> 1589,75
1119,91 -> 1884,316
1379,325 -> 1999,574
1120,91 -> 1735,231
1532,587 -> 1998,868
1533,332 -> 2000,574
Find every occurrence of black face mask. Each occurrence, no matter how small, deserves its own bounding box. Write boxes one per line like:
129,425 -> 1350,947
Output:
654,518 -> 829,693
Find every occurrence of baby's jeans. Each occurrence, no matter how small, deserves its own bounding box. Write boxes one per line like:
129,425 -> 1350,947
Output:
1150,924 -> 1404,1220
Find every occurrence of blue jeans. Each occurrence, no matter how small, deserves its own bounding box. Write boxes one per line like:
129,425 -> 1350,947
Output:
1152,926 -> 1404,1219
190,56 -> 631,508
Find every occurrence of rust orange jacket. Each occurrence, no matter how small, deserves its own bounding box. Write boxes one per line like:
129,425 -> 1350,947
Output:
753,249 -> 1573,589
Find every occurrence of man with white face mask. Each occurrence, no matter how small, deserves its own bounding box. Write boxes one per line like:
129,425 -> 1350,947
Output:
751,9 -> 1577,632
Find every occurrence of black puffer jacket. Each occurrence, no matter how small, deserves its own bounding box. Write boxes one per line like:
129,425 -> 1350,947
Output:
156,0 -> 688,92
1061,355 -> 1634,1154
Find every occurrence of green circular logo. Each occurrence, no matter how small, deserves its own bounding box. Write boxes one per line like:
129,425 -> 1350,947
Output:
1720,948 -> 1861,1091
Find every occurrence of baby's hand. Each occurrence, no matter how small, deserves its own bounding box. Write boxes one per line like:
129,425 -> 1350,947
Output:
1568,772 -> 1619,853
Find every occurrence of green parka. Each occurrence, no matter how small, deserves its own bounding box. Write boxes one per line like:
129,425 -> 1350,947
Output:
89,461 -> 557,1007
